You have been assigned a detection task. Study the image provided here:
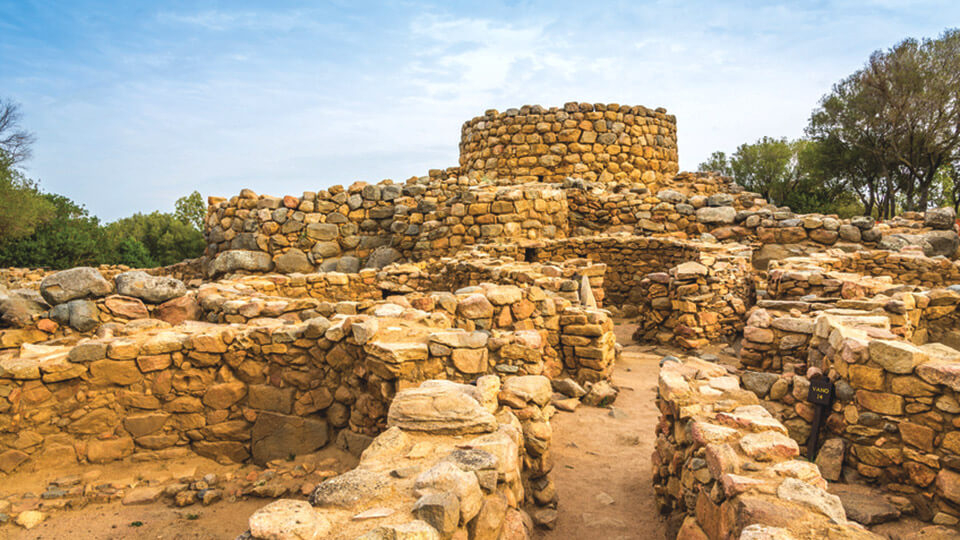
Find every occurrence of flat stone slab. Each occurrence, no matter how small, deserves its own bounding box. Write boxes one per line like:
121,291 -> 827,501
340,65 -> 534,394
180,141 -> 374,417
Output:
829,483 -> 901,526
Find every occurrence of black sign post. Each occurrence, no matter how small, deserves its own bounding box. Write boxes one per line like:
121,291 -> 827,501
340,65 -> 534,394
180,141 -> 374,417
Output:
806,375 -> 834,461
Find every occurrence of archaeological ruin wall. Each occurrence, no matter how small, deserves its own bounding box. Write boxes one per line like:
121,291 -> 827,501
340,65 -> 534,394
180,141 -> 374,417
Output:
5,100 -> 960,537
459,102 -> 679,185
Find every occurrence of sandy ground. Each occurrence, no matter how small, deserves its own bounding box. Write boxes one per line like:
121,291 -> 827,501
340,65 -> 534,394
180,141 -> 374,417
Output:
4,499 -> 269,540
535,322 -> 667,540
2,446 -> 357,540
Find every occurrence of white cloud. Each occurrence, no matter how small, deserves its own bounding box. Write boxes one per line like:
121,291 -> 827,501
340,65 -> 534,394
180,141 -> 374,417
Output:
6,1 -> 959,220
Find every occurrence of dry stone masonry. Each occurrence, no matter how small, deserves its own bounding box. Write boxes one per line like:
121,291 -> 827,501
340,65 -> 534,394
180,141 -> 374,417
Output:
2,101 -> 960,538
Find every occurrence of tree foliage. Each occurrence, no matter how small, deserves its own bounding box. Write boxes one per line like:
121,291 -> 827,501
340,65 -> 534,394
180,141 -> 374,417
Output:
0,193 -> 103,269
0,101 -> 54,241
806,28 -> 960,217
0,153 -> 55,241
701,28 -> 960,219
0,97 -> 205,269
697,137 -> 861,216
103,211 -> 204,267
175,190 -> 205,231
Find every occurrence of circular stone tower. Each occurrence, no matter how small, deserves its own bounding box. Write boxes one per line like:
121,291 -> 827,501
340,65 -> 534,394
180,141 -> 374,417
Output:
458,102 -> 678,185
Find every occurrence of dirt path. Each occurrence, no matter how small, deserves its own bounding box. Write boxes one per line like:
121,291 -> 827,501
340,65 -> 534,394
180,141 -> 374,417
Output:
535,322 -> 666,540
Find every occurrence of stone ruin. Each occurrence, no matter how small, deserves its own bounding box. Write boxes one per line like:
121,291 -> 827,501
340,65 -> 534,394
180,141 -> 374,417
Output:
1,102 -> 959,539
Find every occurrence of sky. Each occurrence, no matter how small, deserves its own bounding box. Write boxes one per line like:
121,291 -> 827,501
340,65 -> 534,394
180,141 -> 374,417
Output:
1,1 -> 958,221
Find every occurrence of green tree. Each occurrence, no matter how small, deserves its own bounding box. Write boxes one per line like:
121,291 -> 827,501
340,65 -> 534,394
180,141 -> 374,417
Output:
697,151 -> 732,176
698,137 -> 862,217
103,211 -> 204,267
726,137 -> 798,205
0,153 -> 55,241
0,193 -> 103,269
175,190 -> 205,231
808,28 -> 960,216
0,100 -> 55,242
111,237 -> 157,268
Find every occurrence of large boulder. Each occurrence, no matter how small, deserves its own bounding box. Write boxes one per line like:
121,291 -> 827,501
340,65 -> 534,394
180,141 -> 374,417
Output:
0,289 -> 49,327
696,206 -> 736,225
387,380 -> 497,435
40,267 -> 112,305
878,234 -> 915,252
50,299 -> 100,332
365,246 -> 401,269
155,296 -> 202,325
249,499 -> 331,539
115,271 -> 186,304
274,249 -> 315,274
752,244 -> 799,271
877,231 -> 959,258
922,230 -> 960,258
208,250 -> 273,277
310,468 -> 392,507
925,207 -> 956,230
251,412 -> 329,465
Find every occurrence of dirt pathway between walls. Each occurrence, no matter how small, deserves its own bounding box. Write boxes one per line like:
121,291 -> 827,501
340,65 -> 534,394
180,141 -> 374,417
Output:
535,322 -> 667,540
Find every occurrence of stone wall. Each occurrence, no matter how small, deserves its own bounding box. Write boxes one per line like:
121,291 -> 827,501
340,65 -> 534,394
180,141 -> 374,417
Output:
241,374 -> 575,539
634,251 -> 753,349
654,355 -> 879,539
770,250 -> 960,289
459,102 -> 679,185
0,260 -> 617,480
739,293 -> 960,526
204,180 -> 569,276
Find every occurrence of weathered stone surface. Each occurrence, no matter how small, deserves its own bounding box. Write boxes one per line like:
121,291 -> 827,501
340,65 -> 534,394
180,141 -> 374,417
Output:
90,359 -> 142,385
739,431 -> 799,461
155,296 -> 202,325
925,207 -> 957,229
414,461 -> 483,524
501,375 -> 552,406
275,249 -> 315,274
249,499 -> 331,539
741,371 -> 780,397
815,438 -> 845,481
115,271 -> 186,303
469,493 -> 508,540
365,246 -> 401,269
251,412 -> 329,465
856,390 -> 905,415
122,487 -> 164,505
15,510 -> 45,529
582,380 -> 618,407
413,492 -> 460,537
868,339 -> 928,374
457,294 -> 495,319
0,449 -> 29,473
917,361 -> 960,392
40,267 -> 112,305
203,382 -> 247,409
936,469 -> 960,505
831,484 -> 900,525
923,230 -> 960,257
104,295 -> 149,319
310,468 -> 391,507
696,206 -> 736,224
387,381 -> 497,434
0,289 -> 48,327
776,478 -> 846,524
86,437 -> 134,463
193,440 -> 250,463
208,250 -> 273,276
738,524 -> 795,540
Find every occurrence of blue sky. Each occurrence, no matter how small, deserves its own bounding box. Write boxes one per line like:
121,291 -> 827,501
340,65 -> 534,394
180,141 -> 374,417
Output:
1,1 -> 958,221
